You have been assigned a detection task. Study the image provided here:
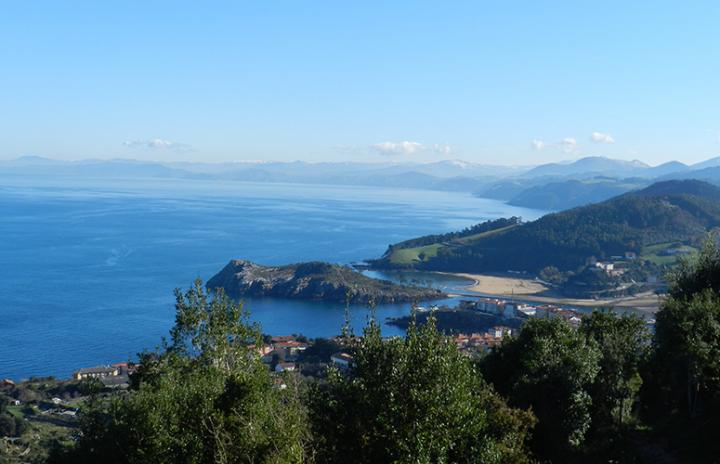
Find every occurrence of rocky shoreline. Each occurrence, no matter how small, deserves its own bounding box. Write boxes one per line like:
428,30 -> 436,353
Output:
207,260 -> 446,304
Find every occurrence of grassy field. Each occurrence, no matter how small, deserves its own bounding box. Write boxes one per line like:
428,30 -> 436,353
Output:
387,224 -> 518,265
641,242 -> 697,265
6,405 -> 24,418
389,243 -> 442,264
453,224 -> 518,244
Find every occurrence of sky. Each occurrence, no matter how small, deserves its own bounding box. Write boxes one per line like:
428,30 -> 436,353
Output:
1,1 -> 719,166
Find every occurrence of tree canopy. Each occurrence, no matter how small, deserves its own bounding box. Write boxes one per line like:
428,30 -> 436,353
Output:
308,316 -> 535,464
647,239 -> 720,459
51,280 -> 309,464
482,317 -> 601,461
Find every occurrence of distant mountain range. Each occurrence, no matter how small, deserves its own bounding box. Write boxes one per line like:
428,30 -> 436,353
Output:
3,155 -> 720,212
523,156 -> 650,178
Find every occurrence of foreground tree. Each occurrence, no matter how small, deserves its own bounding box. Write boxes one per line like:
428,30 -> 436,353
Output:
482,317 -> 600,461
308,316 -> 535,464
51,280 -> 309,464
646,239 -> 720,459
580,310 -> 649,431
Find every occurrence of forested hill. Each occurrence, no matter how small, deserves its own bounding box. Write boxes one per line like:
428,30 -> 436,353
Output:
372,180 -> 720,273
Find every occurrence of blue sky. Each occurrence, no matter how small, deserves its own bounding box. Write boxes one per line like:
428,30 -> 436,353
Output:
1,1 -> 718,165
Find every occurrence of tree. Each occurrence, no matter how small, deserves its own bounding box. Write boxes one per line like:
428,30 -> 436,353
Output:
655,291 -> 720,415
53,280 -> 309,464
0,414 -> 15,437
308,315 -> 535,464
539,266 -> 566,285
667,238 -> 720,300
482,317 -> 601,461
580,310 -> 649,431
645,238 -> 720,460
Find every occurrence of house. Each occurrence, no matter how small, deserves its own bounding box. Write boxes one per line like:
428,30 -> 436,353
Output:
514,304 -> 536,318
274,340 -> 309,359
111,362 -> 138,377
271,335 -> 296,344
534,305 -> 560,319
625,251 -> 637,260
1,379 -> 14,387
73,365 -> 119,380
475,298 -> 513,317
330,352 -> 353,370
249,344 -> 275,357
595,262 -> 614,273
566,315 -> 583,328
101,376 -> 130,389
8,399 -> 20,406
111,362 -> 128,369
453,329 -> 506,354
490,326 -> 513,338
275,362 -> 297,373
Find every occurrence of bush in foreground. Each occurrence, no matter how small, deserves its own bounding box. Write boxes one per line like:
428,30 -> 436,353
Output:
308,316 -> 535,464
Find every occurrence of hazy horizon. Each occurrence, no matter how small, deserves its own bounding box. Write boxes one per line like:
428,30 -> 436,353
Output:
2,153 -> 718,169
2,2 -> 719,166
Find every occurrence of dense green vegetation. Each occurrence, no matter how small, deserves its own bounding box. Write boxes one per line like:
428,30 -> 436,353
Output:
483,318 -> 603,460
375,180 -> 720,274
49,281 -> 309,464
642,240 -> 720,461
0,377 -> 92,463
21,240 -> 720,462
308,317 -> 534,463
372,180 -> 720,297
47,282 -> 535,464
387,307 -> 522,333
384,217 -> 522,252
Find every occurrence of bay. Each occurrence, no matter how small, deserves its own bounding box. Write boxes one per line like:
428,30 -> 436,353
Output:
0,176 -> 545,379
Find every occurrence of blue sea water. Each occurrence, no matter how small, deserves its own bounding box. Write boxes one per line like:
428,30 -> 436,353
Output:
0,177 -> 545,380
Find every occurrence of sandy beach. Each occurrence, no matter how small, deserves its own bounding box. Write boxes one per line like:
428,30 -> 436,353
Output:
446,272 -> 662,313
449,272 -> 548,295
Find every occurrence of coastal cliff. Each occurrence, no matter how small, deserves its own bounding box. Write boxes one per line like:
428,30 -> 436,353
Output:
207,260 -> 445,304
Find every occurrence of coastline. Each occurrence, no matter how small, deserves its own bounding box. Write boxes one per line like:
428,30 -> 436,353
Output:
442,272 -> 662,313
444,272 -> 548,295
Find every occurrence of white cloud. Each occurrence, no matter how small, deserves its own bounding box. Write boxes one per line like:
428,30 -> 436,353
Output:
561,137 -> 578,153
531,139 -> 545,151
433,144 -> 453,156
123,138 -> 192,152
590,131 -> 615,144
372,141 -> 424,156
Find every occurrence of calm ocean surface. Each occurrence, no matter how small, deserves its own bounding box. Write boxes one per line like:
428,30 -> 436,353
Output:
0,177 -> 545,380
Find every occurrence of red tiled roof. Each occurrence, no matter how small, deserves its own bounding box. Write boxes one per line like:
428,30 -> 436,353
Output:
274,341 -> 308,349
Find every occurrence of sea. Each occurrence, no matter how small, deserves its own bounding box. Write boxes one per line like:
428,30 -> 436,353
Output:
0,176 -> 546,380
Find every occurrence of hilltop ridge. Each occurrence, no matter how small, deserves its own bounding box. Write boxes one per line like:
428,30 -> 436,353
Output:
371,180 -> 720,296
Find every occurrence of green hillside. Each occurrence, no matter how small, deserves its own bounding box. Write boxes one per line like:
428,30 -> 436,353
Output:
373,180 -> 720,274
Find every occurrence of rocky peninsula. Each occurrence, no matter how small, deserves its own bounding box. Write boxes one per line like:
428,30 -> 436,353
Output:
207,260 -> 446,304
